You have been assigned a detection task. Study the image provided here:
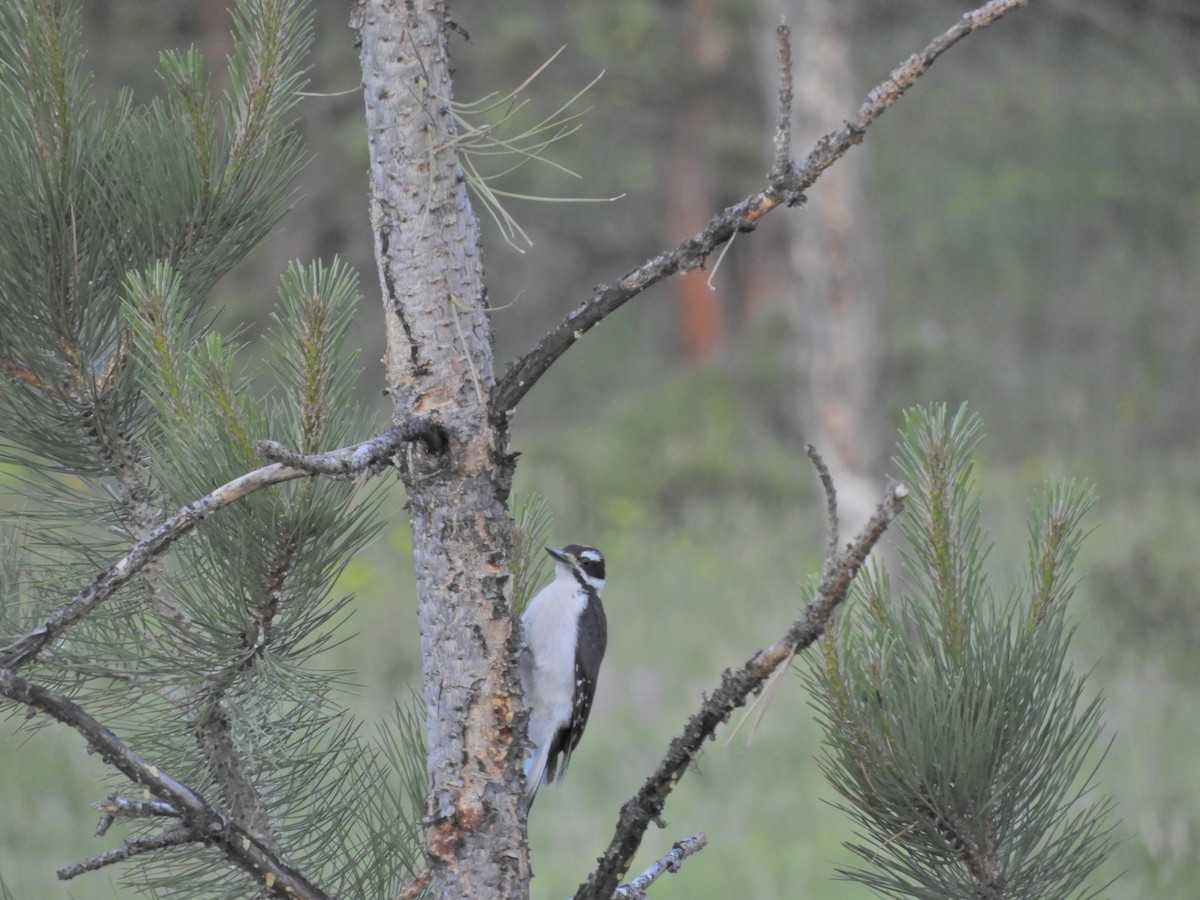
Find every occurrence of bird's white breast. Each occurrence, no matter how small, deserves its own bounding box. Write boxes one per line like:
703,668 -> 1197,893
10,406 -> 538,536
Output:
521,578 -> 586,736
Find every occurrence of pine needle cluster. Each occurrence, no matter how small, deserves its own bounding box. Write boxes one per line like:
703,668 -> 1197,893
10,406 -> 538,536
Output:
807,405 -> 1117,898
0,1 -> 426,895
510,491 -> 554,616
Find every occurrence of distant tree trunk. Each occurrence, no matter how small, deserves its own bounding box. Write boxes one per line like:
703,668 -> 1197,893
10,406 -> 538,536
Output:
668,0 -> 727,363
758,0 -> 886,527
356,2 -> 526,897
668,107 -> 724,362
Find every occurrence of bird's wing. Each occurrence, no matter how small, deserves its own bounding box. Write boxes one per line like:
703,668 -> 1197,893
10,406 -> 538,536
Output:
547,594 -> 607,784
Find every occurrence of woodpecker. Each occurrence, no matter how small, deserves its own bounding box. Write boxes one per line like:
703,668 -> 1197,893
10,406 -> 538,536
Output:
519,544 -> 608,806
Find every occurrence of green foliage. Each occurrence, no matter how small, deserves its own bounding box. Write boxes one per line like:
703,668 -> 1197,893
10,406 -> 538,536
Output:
0,2 -> 427,896
807,405 -> 1116,898
511,491 -> 554,615
339,698 -> 430,899
0,0 -> 308,479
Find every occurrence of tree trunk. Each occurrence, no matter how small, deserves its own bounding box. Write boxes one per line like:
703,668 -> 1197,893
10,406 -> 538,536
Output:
355,2 -> 526,896
668,0 -> 727,363
759,0 -> 886,529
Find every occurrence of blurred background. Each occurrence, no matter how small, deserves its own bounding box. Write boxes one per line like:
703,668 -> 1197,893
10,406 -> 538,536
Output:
3,0 -> 1199,896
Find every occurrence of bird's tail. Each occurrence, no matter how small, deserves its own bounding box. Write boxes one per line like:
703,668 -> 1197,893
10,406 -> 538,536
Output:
523,742 -> 549,807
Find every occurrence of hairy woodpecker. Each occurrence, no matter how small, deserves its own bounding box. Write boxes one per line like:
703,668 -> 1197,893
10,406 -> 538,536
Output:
519,544 -> 608,806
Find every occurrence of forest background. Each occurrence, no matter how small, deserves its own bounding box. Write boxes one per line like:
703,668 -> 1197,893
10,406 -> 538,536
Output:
2,0 -> 1198,897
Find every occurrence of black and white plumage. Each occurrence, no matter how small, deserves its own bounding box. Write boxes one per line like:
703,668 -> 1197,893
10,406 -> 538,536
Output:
519,544 -> 608,806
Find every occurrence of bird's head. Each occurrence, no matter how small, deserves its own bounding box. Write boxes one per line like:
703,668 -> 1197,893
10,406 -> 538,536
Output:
546,544 -> 606,594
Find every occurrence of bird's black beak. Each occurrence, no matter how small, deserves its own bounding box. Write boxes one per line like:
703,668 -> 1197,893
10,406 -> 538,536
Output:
545,546 -> 568,563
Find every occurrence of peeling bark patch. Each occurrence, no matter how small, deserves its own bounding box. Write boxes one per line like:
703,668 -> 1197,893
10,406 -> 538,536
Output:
414,381 -> 455,416
490,692 -> 515,765
427,811 -> 472,859
458,431 -> 495,477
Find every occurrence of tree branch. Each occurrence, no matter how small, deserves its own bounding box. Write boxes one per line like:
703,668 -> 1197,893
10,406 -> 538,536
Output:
0,420 -> 437,671
612,831 -> 708,899
0,423 -> 442,895
0,668 -> 332,899
575,478 -> 909,899
99,416 -> 187,635
492,0 -> 1034,419
807,443 -> 840,578
192,693 -> 284,856
185,515 -> 315,858
58,826 -> 194,881
93,794 -> 180,837
769,22 -> 794,182
256,416 -> 446,474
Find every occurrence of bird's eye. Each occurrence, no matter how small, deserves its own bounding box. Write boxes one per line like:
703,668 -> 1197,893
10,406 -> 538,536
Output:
579,558 -> 605,580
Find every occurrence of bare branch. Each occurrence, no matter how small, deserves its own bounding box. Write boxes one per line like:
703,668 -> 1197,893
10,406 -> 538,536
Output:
728,444 -> 840,750
93,794 -> 180,837
102,422 -> 186,633
492,0 -> 1034,418
0,668 -> 332,900
256,416 -> 445,474
0,426 -> 443,895
806,444 -> 840,578
575,481 -> 909,899
612,831 -> 708,899
0,419 -> 436,671
770,21 -> 794,181
58,826 -> 194,881
491,179 -> 796,422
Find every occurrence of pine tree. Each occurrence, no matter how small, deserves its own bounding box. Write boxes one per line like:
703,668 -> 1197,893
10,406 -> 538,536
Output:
1,1 -> 1111,898
0,2 -> 424,896
808,405 -> 1117,898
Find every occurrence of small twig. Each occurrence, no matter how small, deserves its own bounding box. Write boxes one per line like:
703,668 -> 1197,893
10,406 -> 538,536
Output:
256,417 -> 443,475
576,481 -> 909,899
193,691 -> 284,856
93,794 -> 180,837
612,831 -> 708,899
771,20 -> 794,181
729,444 -> 837,746
58,826 -> 194,880
0,668 -> 332,899
727,445 -> 839,746
492,0 -> 1035,419
806,444 -> 840,578
704,229 -> 737,291
0,419 -> 438,671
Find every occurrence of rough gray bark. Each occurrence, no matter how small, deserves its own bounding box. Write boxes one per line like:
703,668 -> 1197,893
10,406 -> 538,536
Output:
354,2 -> 527,897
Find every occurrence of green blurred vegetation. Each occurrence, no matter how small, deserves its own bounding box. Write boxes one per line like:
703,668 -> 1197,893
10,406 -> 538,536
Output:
4,0 -> 1200,897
